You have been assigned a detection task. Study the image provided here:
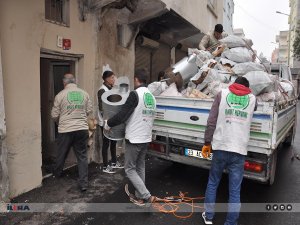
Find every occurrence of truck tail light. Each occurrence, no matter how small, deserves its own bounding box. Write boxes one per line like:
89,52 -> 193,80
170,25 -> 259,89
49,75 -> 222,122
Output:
244,161 -> 263,173
149,142 -> 166,153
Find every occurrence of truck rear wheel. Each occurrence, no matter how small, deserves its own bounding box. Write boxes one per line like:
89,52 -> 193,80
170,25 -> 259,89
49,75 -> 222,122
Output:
268,151 -> 277,185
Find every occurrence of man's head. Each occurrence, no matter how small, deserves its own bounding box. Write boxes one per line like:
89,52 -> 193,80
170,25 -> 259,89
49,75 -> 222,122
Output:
234,77 -> 250,88
214,24 -> 224,40
134,69 -> 148,88
102,70 -> 116,86
63,73 -> 76,87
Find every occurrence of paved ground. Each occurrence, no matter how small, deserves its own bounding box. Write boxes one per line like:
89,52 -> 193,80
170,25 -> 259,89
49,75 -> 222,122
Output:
1,104 -> 300,225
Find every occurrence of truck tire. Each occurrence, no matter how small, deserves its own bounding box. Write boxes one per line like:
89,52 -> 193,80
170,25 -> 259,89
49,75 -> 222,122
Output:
283,127 -> 294,146
268,151 -> 277,185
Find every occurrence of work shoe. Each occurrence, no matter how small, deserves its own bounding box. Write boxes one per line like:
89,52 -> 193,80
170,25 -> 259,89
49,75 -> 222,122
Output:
103,165 -> 116,174
111,161 -> 124,169
129,194 -> 145,206
202,212 -> 213,225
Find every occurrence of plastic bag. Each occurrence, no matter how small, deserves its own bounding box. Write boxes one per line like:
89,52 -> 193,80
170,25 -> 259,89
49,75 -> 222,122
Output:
219,58 -> 237,67
244,71 -> 274,95
160,83 -> 183,97
148,81 -> 168,96
188,48 -> 213,67
222,47 -> 253,63
232,62 -> 265,75
279,80 -> 295,98
219,35 -> 246,48
206,81 -> 230,97
194,69 -> 230,91
256,92 -> 276,102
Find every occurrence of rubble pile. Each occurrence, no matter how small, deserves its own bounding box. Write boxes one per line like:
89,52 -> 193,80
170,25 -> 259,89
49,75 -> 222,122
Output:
148,35 -> 296,102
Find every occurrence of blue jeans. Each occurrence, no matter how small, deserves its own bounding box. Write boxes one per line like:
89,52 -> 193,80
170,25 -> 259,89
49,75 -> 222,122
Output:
204,150 -> 245,225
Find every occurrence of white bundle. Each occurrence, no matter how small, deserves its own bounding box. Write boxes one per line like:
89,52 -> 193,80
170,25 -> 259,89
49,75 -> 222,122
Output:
160,83 -> 183,97
256,92 -> 276,102
206,81 -> 230,97
222,47 -> 253,63
148,81 -> 168,96
219,58 -> 237,67
219,35 -> 246,48
196,69 -> 231,91
232,62 -> 265,75
244,71 -> 274,96
280,80 -> 295,98
188,48 -> 213,67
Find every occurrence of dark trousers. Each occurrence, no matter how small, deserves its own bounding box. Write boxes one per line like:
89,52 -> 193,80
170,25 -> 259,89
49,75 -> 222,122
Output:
99,126 -> 117,167
53,130 -> 89,188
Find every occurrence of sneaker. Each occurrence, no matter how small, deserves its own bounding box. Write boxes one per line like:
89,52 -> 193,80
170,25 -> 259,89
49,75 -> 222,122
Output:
202,212 -> 213,225
102,165 -> 116,174
111,161 -> 124,169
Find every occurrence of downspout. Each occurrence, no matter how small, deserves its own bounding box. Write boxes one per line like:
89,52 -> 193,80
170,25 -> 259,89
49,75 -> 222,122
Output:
0,44 -> 9,202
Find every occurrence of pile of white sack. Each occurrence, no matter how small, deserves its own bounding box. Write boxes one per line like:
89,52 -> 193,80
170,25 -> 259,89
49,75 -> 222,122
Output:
148,35 -> 296,102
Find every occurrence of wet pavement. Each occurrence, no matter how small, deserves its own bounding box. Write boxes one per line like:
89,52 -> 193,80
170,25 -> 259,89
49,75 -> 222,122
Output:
1,103 -> 300,225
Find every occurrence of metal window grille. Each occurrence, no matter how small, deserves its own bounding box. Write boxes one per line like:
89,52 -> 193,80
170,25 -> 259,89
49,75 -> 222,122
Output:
45,0 -> 68,26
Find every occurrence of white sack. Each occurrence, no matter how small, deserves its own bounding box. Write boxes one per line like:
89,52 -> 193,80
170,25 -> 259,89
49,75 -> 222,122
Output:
196,69 -> 231,91
219,58 -> 237,67
219,35 -> 246,48
188,48 -> 213,67
148,81 -> 168,96
232,62 -> 265,75
160,83 -> 183,97
279,80 -> 294,98
244,71 -> 273,95
222,47 -> 253,63
206,81 -> 230,97
256,92 -> 276,102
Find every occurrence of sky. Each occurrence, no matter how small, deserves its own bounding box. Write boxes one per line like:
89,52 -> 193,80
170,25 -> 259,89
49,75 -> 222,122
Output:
233,0 -> 290,60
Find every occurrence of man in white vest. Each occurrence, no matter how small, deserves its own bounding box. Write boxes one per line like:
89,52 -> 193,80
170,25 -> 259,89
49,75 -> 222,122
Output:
98,71 -> 124,174
104,69 -> 157,205
201,77 -> 257,225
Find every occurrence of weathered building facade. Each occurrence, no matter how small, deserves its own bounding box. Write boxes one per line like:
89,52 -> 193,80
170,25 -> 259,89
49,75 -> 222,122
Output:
0,0 -> 231,200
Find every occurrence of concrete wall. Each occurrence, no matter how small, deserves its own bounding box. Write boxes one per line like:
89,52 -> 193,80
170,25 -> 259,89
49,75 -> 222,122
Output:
0,43 -> 10,202
0,0 -> 98,198
161,0 -> 223,33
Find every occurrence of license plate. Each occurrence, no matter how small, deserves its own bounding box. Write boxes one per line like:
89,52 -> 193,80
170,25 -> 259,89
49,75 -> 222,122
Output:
184,148 -> 213,160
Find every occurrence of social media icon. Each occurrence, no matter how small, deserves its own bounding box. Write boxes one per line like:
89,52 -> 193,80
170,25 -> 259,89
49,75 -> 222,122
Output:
266,204 -> 271,211
273,205 -> 278,211
280,204 -> 285,211
287,205 -> 292,211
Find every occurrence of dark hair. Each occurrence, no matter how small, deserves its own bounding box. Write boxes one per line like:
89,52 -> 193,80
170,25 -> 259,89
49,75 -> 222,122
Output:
158,71 -> 165,81
102,70 -> 114,80
234,77 -> 250,88
134,69 -> 148,84
214,24 -> 224,33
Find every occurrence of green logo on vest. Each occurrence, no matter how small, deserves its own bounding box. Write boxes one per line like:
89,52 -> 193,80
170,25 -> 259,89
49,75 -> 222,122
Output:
144,93 -> 155,109
67,91 -> 84,104
226,93 -> 249,110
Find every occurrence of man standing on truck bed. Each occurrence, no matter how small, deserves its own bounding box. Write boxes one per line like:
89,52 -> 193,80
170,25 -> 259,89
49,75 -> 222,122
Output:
199,24 -> 228,51
201,77 -> 257,225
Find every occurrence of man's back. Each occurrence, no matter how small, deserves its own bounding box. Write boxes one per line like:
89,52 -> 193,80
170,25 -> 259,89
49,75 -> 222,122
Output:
51,83 -> 92,133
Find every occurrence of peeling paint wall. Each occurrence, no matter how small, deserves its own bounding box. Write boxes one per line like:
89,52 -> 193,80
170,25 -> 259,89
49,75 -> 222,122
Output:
161,0 -> 224,33
0,0 -> 98,198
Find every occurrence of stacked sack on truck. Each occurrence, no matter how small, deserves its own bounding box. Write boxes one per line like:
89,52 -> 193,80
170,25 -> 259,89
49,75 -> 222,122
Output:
147,34 -> 296,102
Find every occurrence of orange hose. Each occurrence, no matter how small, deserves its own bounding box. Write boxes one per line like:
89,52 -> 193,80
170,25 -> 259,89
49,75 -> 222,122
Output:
151,192 -> 205,219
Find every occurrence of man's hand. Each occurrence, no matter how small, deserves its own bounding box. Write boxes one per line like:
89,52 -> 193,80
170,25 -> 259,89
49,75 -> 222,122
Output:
202,144 -> 212,158
104,120 -> 111,131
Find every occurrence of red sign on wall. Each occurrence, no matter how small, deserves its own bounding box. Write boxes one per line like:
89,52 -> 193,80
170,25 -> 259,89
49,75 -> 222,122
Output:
63,39 -> 71,50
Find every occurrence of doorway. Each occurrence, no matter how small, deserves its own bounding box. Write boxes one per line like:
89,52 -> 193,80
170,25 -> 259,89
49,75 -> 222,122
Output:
40,57 -> 76,176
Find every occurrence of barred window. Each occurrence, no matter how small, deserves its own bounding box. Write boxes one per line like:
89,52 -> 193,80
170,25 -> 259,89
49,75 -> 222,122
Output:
45,0 -> 69,26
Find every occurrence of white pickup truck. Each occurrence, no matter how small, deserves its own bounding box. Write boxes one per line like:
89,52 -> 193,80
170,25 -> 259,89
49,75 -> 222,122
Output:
149,63 -> 297,185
